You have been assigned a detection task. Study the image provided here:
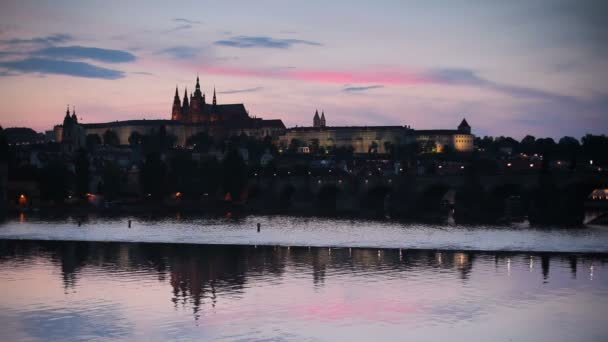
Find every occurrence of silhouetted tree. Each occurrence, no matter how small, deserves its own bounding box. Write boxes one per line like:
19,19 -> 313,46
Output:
199,156 -> 222,196
74,149 -> 90,198
100,161 -> 121,200
0,126 -> 8,162
128,131 -> 144,146
520,135 -> 536,154
85,134 -> 101,151
168,151 -> 197,195
103,130 -> 120,147
186,131 -> 212,152
581,134 -> 608,165
140,152 -> 168,199
39,160 -> 70,203
222,147 -> 247,201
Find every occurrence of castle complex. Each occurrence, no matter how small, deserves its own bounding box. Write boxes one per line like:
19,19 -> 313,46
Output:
55,76 -> 285,148
55,75 -> 474,154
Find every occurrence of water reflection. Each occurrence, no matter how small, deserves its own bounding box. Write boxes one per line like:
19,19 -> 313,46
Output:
0,240 -> 607,341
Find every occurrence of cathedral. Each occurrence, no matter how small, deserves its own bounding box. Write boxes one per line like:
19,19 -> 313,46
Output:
171,76 -> 253,126
55,76 -> 286,148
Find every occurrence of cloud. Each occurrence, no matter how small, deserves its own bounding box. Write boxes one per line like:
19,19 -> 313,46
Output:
173,18 -> 202,25
426,68 -> 576,102
199,65 -> 428,84
33,45 -> 136,63
199,64 -> 589,107
218,86 -> 264,94
343,85 -> 384,92
0,33 -> 72,45
162,18 -> 202,33
214,36 -> 321,49
157,46 -> 200,60
0,58 -> 125,79
131,71 -> 153,76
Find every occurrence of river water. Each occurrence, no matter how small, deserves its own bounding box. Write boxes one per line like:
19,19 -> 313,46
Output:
1,215 -> 607,341
1,214 -> 608,252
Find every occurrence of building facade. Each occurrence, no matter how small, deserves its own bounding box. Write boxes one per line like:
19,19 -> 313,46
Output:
54,75 -> 474,154
55,76 -> 286,149
279,113 -> 474,154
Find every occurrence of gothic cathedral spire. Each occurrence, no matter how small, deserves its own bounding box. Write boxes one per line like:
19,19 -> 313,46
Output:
313,109 -> 320,127
213,87 -> 217,106
171,86 -> 182,120
320,111 -> 326,127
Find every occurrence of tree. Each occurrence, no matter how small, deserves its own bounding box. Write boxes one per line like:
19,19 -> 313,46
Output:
534,137 -> 556,156
384,141 -> 393,156
168,151 -> 197,195
0,126 -> 8,162
103,130 -> 120,147
100,161 -> 121,200
39,160 -> 70,203
558,136 -> 580,152
74,149 -> 90,198
581,134 -> 608,165
222,147 -> 247,201
368,141 -> 379,154
128,131 -> 144,146
186,131 -> 212,152
85,134 -> 102,151
199,156 -> 222,195
288,138 -> 302,153
140,152 -> 168,199
520,135 -> 536,154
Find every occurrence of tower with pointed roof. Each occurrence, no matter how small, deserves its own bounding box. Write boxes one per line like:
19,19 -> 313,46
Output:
320,111 -> 326,128
313,110 -> 321,127
189,76 -> 205,123
60,105 -> 85,153
71,106 -> 78,123
181,88 -> 190,121
171,86 -> 182,121
458,118 -> 471,134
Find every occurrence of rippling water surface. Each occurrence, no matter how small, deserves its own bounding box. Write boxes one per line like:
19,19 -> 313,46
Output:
1,214 -> 608,252
0,240 -> 607,341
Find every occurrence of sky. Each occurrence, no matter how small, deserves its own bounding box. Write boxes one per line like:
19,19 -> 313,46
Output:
0,0 -> 606,139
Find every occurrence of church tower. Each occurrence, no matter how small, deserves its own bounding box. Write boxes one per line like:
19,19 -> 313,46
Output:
313,110 -> 321,127
189,76 -> 205,122
320,111 -> 326,127
181,88 -> 190,121
171,86 -> 181,120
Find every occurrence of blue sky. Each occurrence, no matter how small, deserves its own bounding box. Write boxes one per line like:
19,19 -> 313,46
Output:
0,0 -> 606,138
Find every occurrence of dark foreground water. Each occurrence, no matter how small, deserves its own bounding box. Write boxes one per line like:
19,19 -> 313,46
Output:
0,240 -> 607,341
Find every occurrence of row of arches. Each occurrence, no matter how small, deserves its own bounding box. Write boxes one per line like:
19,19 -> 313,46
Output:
246,179 -> 606,224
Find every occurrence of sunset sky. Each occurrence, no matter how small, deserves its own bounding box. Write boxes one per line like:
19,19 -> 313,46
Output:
0,0 -> 606,138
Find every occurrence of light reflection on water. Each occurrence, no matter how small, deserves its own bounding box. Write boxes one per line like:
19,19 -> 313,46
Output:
1,214 -> 608,252
0,240 -> 607,341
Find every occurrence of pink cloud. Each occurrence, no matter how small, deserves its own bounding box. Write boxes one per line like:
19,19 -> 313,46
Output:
197,64 -> 432,85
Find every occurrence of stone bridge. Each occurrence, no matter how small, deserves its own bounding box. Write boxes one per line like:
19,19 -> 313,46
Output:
245,171 -> 608,218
